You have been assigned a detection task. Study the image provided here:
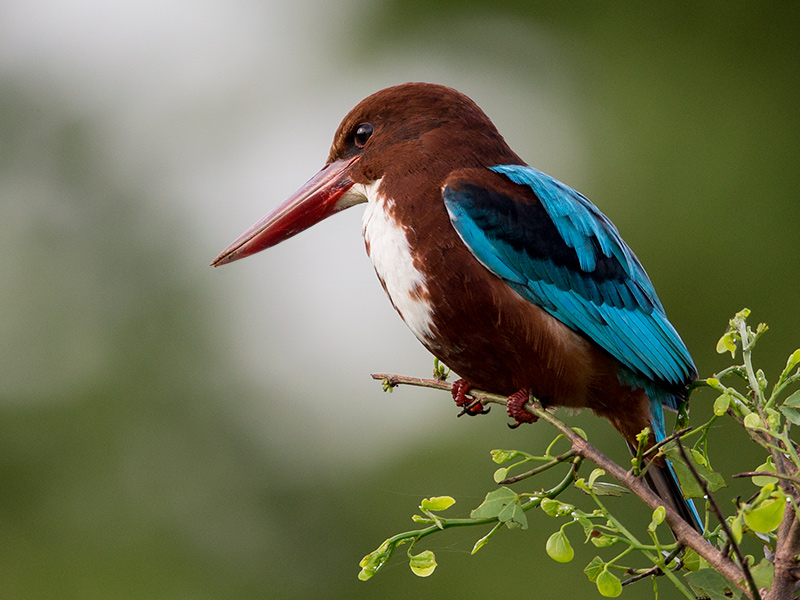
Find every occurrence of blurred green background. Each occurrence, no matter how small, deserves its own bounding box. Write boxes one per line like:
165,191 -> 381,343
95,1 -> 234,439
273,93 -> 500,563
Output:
1,1 -> 798,598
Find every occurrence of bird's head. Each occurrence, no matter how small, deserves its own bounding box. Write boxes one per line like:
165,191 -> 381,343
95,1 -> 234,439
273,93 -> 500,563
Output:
211,82 -> 519,266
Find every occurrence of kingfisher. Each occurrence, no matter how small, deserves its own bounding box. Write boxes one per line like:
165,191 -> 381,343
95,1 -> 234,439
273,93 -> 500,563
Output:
211,83 -> 700,529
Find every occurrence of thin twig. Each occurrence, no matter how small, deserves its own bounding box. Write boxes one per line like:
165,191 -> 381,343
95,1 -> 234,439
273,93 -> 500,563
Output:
621,545 -> 685,587
732,471 -> 800,486
499,450 -> 577,485
642,427 -> 693,459
675,442 -> 761,599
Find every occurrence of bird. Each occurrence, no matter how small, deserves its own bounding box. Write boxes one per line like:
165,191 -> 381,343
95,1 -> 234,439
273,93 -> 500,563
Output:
211,82 -> 701,530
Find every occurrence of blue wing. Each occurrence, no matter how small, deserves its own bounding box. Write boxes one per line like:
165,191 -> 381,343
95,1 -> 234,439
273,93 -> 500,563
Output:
442,164 -> 696,407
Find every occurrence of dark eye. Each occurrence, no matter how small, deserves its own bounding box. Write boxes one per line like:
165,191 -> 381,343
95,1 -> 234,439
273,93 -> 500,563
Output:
354,123 -> 374,147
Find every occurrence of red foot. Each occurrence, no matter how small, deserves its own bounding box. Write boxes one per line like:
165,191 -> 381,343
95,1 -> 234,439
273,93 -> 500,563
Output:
450,379 -> 490,417
506,390 -> 537,429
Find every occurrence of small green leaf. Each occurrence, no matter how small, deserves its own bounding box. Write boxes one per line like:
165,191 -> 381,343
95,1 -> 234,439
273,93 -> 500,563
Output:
690,448 -> 709,468
571,427 -> 588,440
574,477 -> 591,494
584,556 -> 605,582
686,568 -> 739,600
358,541 -> 392,581
591,482 -> 628,497
750,557 -> 775,590
713,393 -> 731,416
588,468 -> 605,488
765,407 -> 782,429
665,445 -> 726,498
752,457 -> 778,486
409,550 -> 436,577
471,488 -> 527,528
575,513 -> 595,538
706,377 -> 721,388
498,499 -> 528,529
493,467 -> 508,483
743,494 -> 786,533
490,449 -> 517,464
780,350 -> 800,382
420,496 -> 455,512
596,568 -> 622,597
545,530 -> 574,563
716,331 -> 737,357
682,548 -> 709,572
780,405 -> 800,426
635,427 -> 650,444
590,534 -> 618,548
540,498 -> 574,518
471,522 -> 502,555
648,506 -> 666,532
730,514 -> 743,544
782,388 -> 800,408
743,413 -> 762,429
470,487 -> 518,519
756,369 -> 768,391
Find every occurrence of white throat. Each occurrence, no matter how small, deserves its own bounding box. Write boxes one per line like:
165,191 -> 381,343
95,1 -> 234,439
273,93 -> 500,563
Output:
357,180 -> 435,342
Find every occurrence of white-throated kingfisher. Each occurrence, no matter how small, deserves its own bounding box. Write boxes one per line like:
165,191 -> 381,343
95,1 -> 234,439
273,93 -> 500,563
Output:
211,83 -> 701,530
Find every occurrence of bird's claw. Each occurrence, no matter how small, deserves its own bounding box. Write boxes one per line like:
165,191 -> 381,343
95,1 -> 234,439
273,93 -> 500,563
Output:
506,389 -> 537,428
451,379 -> 489,417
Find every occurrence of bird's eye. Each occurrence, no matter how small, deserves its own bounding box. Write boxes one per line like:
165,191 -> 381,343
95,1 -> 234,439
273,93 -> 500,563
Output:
354,123 -> 374,147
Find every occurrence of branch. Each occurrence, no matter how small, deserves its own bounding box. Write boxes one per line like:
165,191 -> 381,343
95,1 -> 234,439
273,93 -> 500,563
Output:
371,372 -> 753,598
732,471 -> 800,487
675,442 -> 760,600
767,502 -> 800,600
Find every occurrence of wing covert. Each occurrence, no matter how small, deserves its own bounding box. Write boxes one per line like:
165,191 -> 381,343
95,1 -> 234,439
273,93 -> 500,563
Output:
442,165 -> 695,392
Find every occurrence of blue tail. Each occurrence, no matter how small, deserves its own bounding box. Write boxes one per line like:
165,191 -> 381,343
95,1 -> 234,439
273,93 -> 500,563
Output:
646,401 -> 704,532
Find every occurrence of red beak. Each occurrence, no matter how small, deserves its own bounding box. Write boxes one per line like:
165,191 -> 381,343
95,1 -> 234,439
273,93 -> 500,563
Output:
211,156 -> 359,267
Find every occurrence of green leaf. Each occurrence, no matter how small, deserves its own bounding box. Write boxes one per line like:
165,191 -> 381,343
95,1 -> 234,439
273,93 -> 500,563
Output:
571,427 -> 588,440
497,499 -> 528,530
716,331 -> 737,357
664,445 -> 726,498
743,412 -> 762,429
358,541 -> 392,581
470,487 -> 518,520
590,534 -> 618,548
545,530 -> 574,563
686,568 -> 741,600
780,405 -> 800,426
730,514 -> 743,544
752,457 -> 778,486
420,496 -> 455,512
648,506 -> 666,532
591,482 -> 628,497
784,389 -> 800,407
596,568 -> 622,597
682,548 -> 709,572
493,467 -> 508,483
490,449 -> 517,464
540,498 -> 574,518
471,522 -> 502,555
750,557 -> 775,590
743,494 -> 786,533
408,550 -> 436,577
588,468 -> 605,488
690,448 -> 709,468
780,350 -> 800,382
713,393 -> 732,416
584,556 -> 605,583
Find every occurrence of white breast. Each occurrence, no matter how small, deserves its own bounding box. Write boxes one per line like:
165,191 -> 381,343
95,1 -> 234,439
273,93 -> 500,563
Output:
358,180 -> 435,343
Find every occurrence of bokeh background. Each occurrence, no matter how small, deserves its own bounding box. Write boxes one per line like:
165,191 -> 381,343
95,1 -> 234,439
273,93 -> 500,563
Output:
1,1 -> 798,598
